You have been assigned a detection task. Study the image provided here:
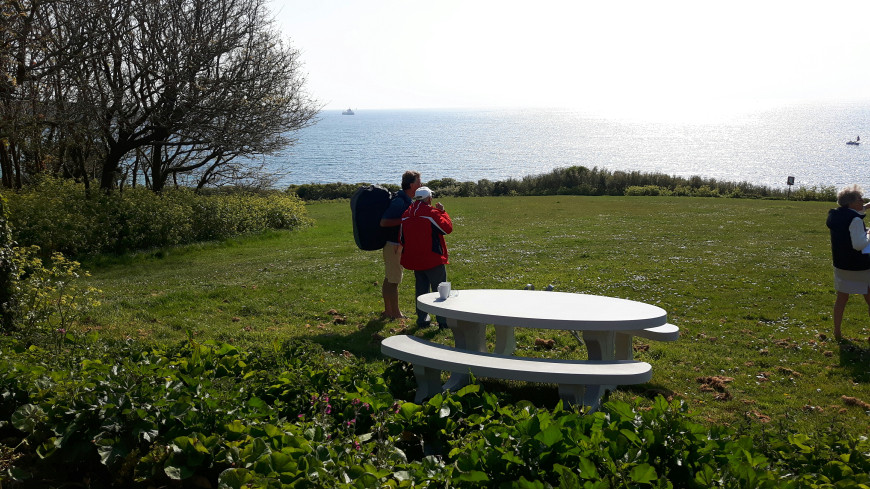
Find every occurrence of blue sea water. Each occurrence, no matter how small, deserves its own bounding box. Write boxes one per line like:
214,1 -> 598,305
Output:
267,103 -> 870,191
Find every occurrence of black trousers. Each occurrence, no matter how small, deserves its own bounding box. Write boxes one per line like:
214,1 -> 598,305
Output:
414,265 -> 447,327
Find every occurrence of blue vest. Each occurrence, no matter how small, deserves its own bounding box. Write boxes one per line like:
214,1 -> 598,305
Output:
827,207 -> 870,271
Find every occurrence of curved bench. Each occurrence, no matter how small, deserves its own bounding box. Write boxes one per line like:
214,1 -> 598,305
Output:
381,334 -> 652,412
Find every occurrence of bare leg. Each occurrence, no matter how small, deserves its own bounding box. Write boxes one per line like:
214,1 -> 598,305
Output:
382,280 -> 403,319
863,291 -> 870,339
834,292 -> 849,340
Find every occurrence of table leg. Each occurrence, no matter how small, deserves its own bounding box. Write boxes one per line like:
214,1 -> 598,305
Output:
442,318 -> 487,393
582,330 -> 616,361
582,330 -> 617,395
614,333 -> 634,360
493,324 -> 515,355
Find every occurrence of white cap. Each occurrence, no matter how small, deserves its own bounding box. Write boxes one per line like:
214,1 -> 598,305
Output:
414,186 -> 433,200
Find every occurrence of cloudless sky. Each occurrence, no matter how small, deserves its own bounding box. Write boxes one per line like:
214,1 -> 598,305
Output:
269,0 -> 870,121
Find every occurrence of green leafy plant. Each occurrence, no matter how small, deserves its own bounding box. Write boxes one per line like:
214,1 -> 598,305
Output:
6,246 -> 100,352
1,338 -> 868,488
1,191 -> 17,331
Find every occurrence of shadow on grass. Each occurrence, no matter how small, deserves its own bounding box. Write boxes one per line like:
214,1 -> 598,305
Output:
307,316 -> 446,362
839,340 -> 870,383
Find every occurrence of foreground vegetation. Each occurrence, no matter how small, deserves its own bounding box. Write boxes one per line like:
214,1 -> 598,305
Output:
2,194 -> 870,486
2,337 -> 867,488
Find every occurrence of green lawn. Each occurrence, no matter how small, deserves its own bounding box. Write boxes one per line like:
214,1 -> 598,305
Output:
83,196 -> 870,435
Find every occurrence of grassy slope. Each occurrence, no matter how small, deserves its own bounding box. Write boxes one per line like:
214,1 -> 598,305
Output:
83,196 -> 870,434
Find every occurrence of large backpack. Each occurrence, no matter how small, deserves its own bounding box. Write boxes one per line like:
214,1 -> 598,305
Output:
350,185 -> 394,250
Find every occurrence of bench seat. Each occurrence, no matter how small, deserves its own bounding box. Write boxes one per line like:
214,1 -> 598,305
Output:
381,334 -> 652,412
627,323 -> 680,341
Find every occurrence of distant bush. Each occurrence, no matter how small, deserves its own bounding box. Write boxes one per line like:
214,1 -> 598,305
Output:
289,182 -> 399,201
625,185 -> 673,196
3,177 -> 312,256
288,166 -> 829,202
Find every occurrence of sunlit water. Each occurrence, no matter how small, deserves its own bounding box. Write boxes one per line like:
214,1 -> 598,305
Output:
266,103 -> 870,191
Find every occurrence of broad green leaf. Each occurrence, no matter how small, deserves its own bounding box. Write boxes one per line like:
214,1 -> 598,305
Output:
620,428 -> 641,446
270,451 -> 297,474
218,468 -> 254,489
217,343 -> 239,355
164,464 -> 193,480
11,404 -> 46,433
553,464 -> 581,489
399,402 -> 421,420
788,433 -> 813,453
456,470 -> 489,482
577,457 -> 599,480
534,424 -> 564,447
605,401 -> 635,422
247,396 -> 267,409
629,463 -> 658,483
501,452 -> 524,465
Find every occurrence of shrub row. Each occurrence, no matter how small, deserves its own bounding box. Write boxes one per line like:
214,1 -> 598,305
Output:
2,177 -> 312,257
1,337 -> 867,488
287,166 -> 837,202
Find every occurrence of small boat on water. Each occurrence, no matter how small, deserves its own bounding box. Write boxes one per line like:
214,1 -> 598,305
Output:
847,140 -> 860,145
342,108 -> 354,115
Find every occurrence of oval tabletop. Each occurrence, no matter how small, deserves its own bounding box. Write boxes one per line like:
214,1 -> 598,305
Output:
417,289 -> 667,331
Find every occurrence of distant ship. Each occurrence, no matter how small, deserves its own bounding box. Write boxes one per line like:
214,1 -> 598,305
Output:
342,108 -> 354,115
847,135 -> 861,145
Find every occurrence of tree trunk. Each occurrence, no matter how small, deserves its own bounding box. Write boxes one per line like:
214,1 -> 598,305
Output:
150,142 -> 166,193
0,143 -> 12,189
100,142 -> 132,191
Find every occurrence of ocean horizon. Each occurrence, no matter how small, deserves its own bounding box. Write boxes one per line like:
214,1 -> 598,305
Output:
265,103 -> 870,192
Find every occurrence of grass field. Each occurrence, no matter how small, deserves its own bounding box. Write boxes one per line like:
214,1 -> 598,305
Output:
82,196 -> 870,435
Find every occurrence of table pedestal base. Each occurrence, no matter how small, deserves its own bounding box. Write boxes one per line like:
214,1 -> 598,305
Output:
558,384 -> 608,413
442,318 -> 487,392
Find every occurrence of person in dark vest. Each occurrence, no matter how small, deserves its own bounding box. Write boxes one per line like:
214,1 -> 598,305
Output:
826,184 -> 870,340
378,171 -> 422,319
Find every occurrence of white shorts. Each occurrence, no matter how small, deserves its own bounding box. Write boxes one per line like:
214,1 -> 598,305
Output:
383,243 -> 403,284
834,267 -> 870,294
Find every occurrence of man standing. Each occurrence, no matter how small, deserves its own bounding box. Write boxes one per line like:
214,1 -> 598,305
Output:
400,186 -> 453,328
379,171 -> 421,319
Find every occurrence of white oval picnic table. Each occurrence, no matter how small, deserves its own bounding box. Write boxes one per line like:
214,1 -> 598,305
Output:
416,289 -> 672,391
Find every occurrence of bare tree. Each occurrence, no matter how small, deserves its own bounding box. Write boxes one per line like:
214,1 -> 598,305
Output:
1,0 -> 99,190
67,0 -> 318,191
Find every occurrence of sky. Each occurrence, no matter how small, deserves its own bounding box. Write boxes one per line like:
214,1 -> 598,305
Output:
268,0 -> 870,121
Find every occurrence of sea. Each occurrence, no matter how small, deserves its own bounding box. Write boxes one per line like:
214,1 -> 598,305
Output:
266,103 -> 870,192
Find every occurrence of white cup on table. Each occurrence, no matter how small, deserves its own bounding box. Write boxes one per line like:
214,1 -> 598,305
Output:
438,282 -> 451,299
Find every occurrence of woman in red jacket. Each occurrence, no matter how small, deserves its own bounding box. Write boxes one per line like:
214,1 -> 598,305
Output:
400,186 -> 453,328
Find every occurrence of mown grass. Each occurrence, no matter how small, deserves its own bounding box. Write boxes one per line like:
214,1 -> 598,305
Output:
81,196 -> 870,435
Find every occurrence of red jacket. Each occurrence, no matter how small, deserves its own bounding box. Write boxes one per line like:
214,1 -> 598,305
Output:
400,201 -> 453,271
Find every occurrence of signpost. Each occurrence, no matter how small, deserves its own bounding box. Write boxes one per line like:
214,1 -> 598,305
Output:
787,176 -> 795,200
